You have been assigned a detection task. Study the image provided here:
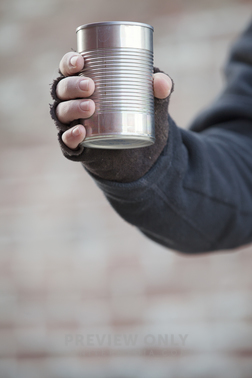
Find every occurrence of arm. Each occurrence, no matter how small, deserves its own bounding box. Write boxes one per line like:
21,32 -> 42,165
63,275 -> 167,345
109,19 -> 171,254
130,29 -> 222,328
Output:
50,21 -> 252,254
90,21 -> 252,253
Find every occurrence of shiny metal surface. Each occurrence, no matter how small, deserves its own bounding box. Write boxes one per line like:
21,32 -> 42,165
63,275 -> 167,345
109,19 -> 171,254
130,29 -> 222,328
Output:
76,22 -> 153,51
76,21 -> 154,149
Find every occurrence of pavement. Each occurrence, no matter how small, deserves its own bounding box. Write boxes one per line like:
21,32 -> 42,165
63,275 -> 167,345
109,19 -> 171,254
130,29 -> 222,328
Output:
0,0 -> 252,377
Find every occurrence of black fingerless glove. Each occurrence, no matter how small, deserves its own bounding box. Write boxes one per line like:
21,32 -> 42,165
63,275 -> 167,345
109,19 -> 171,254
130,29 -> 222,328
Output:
50,72 -> 86,157
50,67 -> 174,182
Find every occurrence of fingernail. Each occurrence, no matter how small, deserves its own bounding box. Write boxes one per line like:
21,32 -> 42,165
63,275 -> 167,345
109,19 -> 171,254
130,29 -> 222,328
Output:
80,100 -> 90,111
72,125 -> 81,137
79,79 -> 89,91
70,55 -> 78,67
164,75 -> 172,91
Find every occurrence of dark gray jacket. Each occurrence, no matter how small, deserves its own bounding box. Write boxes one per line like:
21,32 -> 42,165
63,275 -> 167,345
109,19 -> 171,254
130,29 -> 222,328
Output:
89,21 -> 252,253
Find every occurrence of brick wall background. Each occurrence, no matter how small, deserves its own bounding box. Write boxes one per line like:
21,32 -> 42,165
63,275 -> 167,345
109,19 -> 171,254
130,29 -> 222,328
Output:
0,0 -> 252,377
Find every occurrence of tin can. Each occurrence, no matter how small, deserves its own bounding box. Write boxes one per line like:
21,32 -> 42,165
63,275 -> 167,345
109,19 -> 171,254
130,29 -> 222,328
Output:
76,21 -> 154,149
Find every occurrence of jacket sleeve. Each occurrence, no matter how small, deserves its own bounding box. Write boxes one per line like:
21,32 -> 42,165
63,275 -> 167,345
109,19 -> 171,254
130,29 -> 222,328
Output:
87,20 -> 252,254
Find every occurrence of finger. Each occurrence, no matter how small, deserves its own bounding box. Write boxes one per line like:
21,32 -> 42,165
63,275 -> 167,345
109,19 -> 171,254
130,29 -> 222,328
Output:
56,76 -> 95,101
62,125 -> 86,149
56,99 -> 95,124
153,73 -> 172,99
59,52 -> 84,76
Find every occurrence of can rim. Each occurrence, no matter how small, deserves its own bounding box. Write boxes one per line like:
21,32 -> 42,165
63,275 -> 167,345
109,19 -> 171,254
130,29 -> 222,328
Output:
76,21 -> 154,33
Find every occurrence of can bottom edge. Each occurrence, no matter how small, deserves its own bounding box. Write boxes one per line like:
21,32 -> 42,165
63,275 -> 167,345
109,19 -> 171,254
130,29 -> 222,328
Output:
80,134 -> 155,149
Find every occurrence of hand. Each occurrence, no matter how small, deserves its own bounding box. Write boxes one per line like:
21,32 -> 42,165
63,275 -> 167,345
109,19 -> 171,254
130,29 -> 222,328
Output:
50,52 -> 174,182
55,52 -> 173,149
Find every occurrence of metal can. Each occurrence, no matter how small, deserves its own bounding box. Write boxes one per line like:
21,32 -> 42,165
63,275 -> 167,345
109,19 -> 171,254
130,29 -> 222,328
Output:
76,21 -> 154,149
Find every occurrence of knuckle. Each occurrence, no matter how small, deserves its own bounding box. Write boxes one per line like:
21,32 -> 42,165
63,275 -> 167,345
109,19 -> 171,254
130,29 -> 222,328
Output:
60,52 -> 76,76
55,102 -> 63,120
59,54 -> 69,75
57,77 -> 78,100
56,79 -> 66,99
56,99 -> 95,123
56,101 -> 70,122
62,131 -> 70,146
62,78 -> 71,95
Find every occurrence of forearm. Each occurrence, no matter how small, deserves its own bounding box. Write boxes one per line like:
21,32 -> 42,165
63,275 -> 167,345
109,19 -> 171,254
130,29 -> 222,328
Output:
90,114 -> 252,253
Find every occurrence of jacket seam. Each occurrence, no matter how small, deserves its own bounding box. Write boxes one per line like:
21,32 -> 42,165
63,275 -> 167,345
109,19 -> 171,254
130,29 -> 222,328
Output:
183,185 -> 252,215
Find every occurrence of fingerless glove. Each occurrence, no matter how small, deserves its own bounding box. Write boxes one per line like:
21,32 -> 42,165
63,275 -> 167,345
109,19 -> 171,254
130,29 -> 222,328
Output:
50,67 -> 174,182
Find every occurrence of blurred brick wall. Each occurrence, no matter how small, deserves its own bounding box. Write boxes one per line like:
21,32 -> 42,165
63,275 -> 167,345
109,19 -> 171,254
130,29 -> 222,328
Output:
0,0 -> 252,377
